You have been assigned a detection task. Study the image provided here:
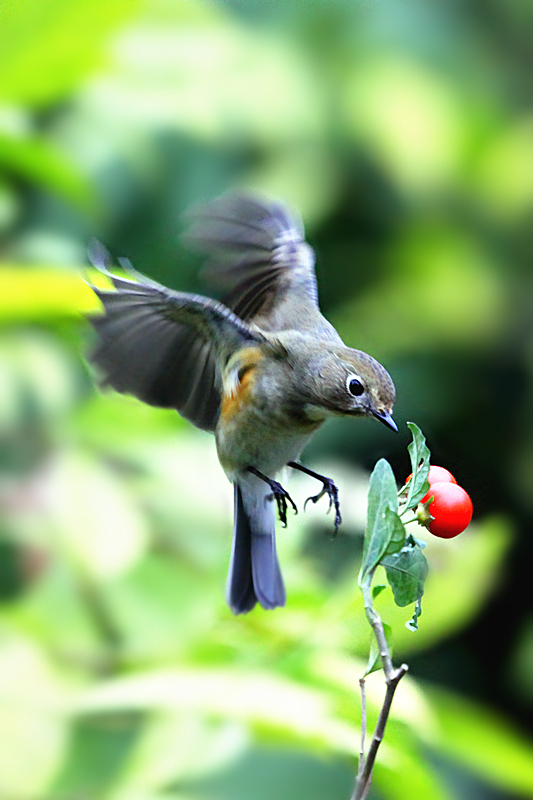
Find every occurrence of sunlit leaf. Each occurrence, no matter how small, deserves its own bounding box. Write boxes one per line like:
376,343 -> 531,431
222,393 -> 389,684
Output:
0,267 -> 102,321
0,130 -> 93,209
0,0 -> 144,107
403,422 -> 431,510
72,668 -> 356,755
359,459 -> 399,583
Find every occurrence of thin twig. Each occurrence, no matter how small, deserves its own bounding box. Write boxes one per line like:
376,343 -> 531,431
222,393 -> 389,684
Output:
353,663 -> 408,799
352,575 -> 409,800
360,770 -> 373,800
366,602 -> 394,678
357,677 -> 367,781
362,574 -> 394,679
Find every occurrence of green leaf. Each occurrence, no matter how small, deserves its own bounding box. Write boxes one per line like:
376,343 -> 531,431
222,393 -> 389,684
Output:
0,0 -> 144,107
372,585 -> 387,600
0,130 -> 94,209
0,267 -> 103,323
411,535 -> 427,549
383,506 -> 407,556
72,668 -> 356,755
359,516 -> 512,656
406,598 -> 423,632
359,459 -> 399,584
404,422 -> 431,510
381,541 -> 428,609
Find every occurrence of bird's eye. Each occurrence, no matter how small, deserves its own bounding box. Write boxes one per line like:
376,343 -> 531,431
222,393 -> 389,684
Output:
347,376 -> 365,397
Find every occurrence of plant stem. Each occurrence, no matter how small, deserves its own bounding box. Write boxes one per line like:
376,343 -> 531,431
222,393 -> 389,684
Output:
357,676 -> 367,782
352,662 -> 408,799
352,576 -> 408,800
361,574 -> 394,678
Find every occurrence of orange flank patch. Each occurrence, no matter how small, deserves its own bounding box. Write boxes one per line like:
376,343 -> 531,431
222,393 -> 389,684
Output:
221,365 -> 256,421
220,347 -> 262,422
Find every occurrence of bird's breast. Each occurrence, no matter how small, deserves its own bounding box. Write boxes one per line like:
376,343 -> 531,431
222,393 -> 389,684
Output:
216,352 -> 322,478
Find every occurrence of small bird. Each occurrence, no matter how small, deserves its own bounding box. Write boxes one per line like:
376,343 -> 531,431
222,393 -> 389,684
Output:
86,192 -> 396,614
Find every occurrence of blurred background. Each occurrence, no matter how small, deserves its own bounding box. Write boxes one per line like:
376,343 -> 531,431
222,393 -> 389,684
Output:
1,0 -> 533,798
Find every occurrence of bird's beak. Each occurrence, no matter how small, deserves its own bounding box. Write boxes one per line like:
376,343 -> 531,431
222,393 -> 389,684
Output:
373,409 -> 398,432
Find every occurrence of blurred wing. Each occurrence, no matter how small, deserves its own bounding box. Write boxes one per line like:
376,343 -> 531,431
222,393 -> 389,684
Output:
184,192 -> 340,339
85,242 -> 262,432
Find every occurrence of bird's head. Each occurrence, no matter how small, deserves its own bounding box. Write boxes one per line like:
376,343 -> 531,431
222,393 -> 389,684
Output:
304,346 -> 397,431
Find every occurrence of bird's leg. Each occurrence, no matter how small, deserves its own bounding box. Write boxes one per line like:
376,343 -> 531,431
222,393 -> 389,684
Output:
287,462 -> 342,535
246,466 -> 298,527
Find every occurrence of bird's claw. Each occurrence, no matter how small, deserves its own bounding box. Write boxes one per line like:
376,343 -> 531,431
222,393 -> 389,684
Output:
267,480 -> 298,527
246,466 -> 298,527
304,478 -> 342,535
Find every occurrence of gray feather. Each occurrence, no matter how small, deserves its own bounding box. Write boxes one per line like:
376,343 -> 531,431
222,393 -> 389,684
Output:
227,478 -> 286,614
226,484 -> 257,614
86,247 -> 262,432
184,191 -> 339,339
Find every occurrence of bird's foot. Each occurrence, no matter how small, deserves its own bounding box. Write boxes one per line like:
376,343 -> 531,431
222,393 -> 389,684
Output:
303,478 -> 342,534
247,466 -> 298,527
268,479 -> 298,527
287,462 -> 342,535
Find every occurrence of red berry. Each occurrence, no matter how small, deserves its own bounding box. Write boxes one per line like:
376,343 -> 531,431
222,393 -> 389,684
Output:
419,466 -> 457,503
427,466 -> 457,485
405,466 -> 457,502
425,482 -> 473,538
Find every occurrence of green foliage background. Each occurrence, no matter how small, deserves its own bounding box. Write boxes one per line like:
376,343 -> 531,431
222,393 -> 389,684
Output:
1,1 -> 533,798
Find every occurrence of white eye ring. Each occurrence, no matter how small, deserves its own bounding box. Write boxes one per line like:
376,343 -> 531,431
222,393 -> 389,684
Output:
347,375 -> 365,397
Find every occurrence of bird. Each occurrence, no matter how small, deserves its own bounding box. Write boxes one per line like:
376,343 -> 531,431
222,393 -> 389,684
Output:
85,191 -> 397,615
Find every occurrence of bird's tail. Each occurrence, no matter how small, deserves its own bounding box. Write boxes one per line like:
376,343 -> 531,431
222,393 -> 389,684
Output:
226,476 -> 286,614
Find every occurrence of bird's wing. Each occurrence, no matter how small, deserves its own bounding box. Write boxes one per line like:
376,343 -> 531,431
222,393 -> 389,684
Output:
85,242 -> 263,432
184,192 -> 341,340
